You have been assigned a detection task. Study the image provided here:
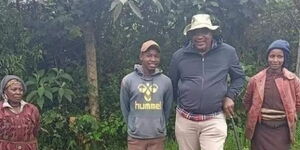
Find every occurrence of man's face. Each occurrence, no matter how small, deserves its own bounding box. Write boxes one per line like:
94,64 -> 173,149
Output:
190,28 -> 213,52
140,48 -> 160,74
268,49 -> 284,71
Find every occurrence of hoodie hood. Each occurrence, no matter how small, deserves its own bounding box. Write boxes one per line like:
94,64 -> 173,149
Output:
134,64 -> 162,78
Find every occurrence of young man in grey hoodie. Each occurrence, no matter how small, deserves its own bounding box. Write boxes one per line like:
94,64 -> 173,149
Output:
120,40 -> 173,150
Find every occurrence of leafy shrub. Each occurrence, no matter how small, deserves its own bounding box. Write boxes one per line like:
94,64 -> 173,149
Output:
69,114 -> 127,150
39,109 -> 77,150
26,68 -> 75,109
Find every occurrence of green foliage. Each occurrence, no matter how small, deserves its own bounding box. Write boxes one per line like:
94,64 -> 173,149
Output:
165,138 -> 179,150
69,114 -> 126,149
26,68 -> 75,109
39,109 -> 76,150
2,0 -> 300,149
0,0 -> 43,77
244,0 -> 300,71
0,55 -> 25,77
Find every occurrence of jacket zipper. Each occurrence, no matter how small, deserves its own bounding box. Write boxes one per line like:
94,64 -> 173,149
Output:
201,56 -> 205,89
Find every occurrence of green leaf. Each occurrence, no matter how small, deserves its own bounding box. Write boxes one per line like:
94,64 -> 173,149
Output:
51,87 -> 59,92
119,0 -> 128,4
110,0 -> 121,11
61,73 -> 74,82
39,77 -> 48,85
37,87 -> 45,97
128,0 -> 143,20
47,71 -> 57,79
51,68 -> 59,73
64,89 -> 75,96
44,90 -> 53,101
37,69 -> 45,77
26,91 -> 38,102
152,0 -> 164,12
112,3 -> 123,22
64,94 -> 72,102
25,80 -> 36,86
37,97 -> 45,109
58,88 -> 64,102
210,1 -> 219,7
69,26 -> 82,38
48,76 -> 56,83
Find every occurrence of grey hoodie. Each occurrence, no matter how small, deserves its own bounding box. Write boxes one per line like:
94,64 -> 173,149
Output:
120,64 -> 173,139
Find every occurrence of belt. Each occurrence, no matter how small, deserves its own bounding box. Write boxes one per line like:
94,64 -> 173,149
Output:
176,107 -> 221,121
261,108 -> 286,121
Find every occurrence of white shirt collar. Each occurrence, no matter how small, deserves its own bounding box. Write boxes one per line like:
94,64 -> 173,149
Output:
3,99 -> 28,114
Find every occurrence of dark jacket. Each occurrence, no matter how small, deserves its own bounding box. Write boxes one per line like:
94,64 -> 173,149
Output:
120,65 -> 173,139
169,41 -> 245,114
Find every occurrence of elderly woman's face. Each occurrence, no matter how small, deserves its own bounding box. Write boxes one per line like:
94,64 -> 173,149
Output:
5,82 -> 24,102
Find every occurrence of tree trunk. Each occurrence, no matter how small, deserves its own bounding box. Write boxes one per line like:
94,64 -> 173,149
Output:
296,32 -> 300,77
82,23 -> 100,118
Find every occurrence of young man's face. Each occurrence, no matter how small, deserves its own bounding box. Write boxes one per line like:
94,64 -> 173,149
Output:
140,48 -> 160,74
189,28 -> 213,52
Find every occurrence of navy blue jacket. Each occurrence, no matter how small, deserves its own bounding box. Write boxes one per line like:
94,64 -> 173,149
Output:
169,41 -> 245,114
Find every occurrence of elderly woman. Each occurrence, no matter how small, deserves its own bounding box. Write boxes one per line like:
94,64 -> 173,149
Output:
0,75 -> 40,150
243,40 -> 300,150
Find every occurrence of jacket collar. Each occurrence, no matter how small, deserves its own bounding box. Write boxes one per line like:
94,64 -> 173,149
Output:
253,67 -> 295,103
254,68 -> 295,80
134,64 -> 162,79
3,99 -> 28,114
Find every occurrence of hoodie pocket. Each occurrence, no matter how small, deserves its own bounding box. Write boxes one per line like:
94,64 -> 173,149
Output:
128,116 -> 136,132
128,116 -> 165,138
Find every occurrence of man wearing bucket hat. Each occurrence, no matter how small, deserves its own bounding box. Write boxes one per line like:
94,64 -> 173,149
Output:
120,40 -> 173,150
169,14 -> 245,150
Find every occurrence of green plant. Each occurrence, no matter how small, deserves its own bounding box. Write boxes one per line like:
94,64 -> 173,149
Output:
26,68 -> 75,109
0,55 -> 25,77
69,114 -> 126,150
39,109 -> 78,150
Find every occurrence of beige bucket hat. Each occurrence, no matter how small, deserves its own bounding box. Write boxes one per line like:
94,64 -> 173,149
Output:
183,14 -> 219,35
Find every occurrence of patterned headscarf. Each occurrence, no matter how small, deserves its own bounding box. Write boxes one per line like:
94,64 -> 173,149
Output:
0,75 -> 26,99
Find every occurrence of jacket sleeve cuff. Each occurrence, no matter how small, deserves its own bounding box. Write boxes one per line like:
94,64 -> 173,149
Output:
226,92 -> 236,101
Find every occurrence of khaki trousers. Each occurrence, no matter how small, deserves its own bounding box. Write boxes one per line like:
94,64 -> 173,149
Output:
175,111 -> 227,150
127,136 -> 164,150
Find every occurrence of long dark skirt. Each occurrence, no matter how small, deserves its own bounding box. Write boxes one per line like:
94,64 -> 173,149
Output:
251,123 -> 290,150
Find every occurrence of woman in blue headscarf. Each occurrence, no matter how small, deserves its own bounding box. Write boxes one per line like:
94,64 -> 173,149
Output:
243,40 -> 300,150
